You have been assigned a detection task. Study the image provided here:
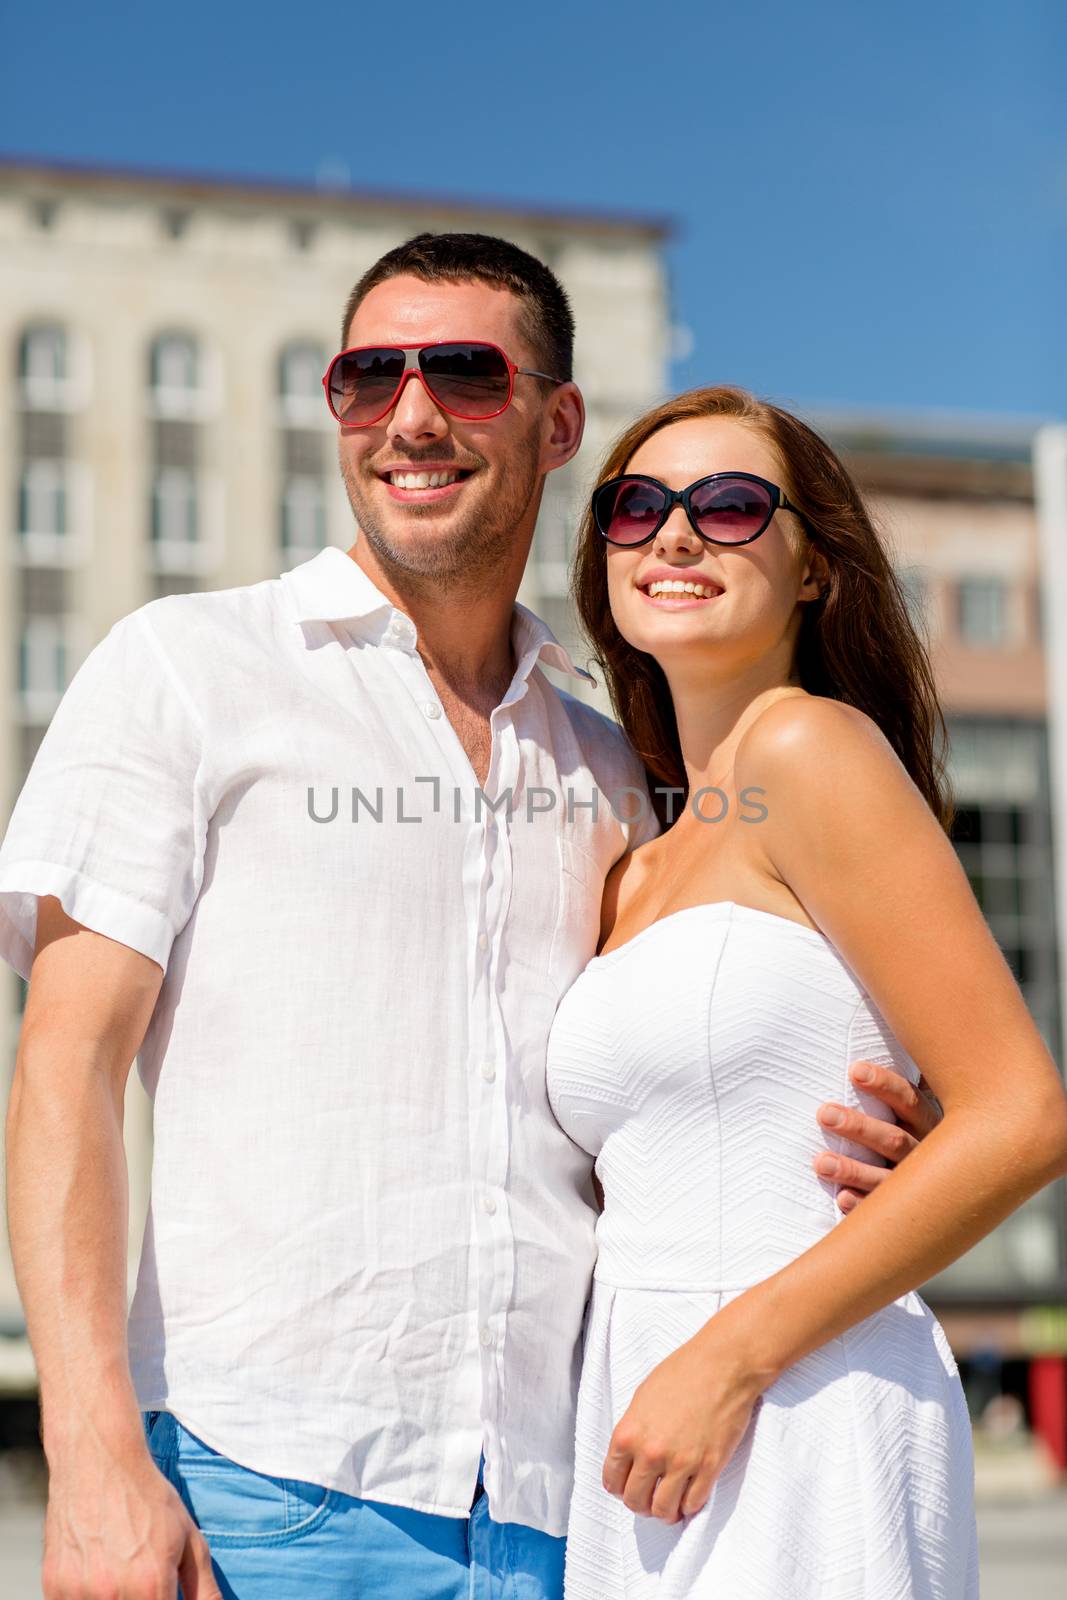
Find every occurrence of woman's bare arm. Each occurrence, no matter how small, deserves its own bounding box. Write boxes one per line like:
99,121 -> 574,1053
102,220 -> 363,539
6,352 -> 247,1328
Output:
722,697 -> 1067,1356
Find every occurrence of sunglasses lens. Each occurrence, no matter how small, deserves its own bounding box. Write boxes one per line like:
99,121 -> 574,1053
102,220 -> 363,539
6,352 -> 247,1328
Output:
689,477 -> 774,542
594,479 -> 668,544
420,343 -> 511,417
329,348 -> 405,423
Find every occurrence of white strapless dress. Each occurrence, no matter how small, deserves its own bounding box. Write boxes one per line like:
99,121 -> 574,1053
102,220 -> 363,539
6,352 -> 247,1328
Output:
546,900 -> 979,1599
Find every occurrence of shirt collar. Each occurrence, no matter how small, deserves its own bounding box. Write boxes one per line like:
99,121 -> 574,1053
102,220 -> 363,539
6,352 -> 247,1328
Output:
281,545 -> 594,685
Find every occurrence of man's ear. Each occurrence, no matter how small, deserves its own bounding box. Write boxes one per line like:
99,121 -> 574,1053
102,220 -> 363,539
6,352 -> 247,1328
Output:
542,381 -> 585,476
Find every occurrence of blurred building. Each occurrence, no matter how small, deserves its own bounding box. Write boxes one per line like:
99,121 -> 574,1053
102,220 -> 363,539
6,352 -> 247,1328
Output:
0,156 -> 671,1378
817,409 -> 1067,1475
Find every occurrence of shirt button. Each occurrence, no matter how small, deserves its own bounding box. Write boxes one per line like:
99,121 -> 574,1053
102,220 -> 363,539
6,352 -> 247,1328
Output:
481,1062 -> 496,1083
479,1326 -> 493,1348
481,1192 -> 497,1215
477,931 -> 489,951
423,701 -> 441,719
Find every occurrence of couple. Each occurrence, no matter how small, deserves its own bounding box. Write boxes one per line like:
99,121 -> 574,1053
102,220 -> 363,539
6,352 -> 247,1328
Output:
3,230 -> 1067,1600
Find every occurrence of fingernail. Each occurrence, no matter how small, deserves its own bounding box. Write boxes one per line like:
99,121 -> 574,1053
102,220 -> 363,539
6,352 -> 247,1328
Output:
816,1155 -> 840,1177
852,1065 -> 873,1083
819,1107 -> 844,1128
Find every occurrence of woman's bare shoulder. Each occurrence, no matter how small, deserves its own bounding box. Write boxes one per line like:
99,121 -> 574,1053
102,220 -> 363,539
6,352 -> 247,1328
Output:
737,693 -> 893,781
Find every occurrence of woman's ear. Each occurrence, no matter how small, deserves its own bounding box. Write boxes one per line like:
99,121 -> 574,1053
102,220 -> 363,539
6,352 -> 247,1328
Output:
799,544 -> 830,603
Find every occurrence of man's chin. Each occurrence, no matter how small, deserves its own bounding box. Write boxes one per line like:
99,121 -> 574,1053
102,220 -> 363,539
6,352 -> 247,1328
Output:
353,504 -> 486,580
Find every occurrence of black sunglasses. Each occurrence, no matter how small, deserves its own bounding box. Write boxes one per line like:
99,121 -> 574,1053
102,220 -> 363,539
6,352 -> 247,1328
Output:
592,471 -> 803,547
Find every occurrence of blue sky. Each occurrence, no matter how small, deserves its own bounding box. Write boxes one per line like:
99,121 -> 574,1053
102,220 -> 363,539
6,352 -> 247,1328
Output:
3,0 -> 1064,418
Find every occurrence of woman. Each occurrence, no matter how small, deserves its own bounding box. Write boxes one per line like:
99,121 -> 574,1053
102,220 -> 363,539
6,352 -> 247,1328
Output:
545,385 -> 1067,1598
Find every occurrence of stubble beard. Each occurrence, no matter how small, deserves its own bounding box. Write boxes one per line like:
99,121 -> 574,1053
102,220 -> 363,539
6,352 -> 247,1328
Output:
340,429 -> 544,601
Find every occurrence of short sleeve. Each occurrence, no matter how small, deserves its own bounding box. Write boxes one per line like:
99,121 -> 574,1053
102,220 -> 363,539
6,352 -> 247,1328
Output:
0,609 -> 206,981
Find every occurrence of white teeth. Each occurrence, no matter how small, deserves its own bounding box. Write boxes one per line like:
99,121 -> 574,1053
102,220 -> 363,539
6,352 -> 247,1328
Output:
390,470 -> 459,489
645,578 -> 720,598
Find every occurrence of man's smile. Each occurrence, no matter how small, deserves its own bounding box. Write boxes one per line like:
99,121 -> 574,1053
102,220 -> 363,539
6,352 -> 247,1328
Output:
375,463 -> 478,503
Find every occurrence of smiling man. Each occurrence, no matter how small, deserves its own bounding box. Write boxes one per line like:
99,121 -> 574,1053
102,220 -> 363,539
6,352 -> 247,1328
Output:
0,233 -> 940,1600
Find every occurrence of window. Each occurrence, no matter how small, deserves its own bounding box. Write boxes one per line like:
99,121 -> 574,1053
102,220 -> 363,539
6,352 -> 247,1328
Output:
19,324 -> 66,387
280,341 -> 323,400
13,325 -> 88,564
278,340 -> 327,426
151,467 -> 198,545
281,477 -> 328,556
148,332 -> 209,421
17,460 -> 66,537
947,721 -> 1059,1053
17,617 -> 74,720
278,341 -> 331,556
150,332 -> 198,396
957,575 -> 1008,647
146,335 -> 218,571
17,322 -> 77,411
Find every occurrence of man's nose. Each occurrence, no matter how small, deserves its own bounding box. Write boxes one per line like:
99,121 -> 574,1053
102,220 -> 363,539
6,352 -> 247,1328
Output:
386,371 -> 451,445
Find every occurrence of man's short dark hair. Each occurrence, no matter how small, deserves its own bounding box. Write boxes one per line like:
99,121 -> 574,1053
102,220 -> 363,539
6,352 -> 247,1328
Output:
340,232 -> 575,383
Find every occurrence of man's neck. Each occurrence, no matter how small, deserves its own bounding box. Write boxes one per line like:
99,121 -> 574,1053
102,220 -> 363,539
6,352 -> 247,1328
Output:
347,543 -> 519,696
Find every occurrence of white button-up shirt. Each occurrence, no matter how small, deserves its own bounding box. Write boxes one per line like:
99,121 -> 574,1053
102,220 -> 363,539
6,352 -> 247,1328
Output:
0,544 -> 661,1535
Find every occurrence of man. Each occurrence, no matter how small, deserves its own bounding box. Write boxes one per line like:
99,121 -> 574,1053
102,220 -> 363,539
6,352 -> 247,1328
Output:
0,233 -> 940,1599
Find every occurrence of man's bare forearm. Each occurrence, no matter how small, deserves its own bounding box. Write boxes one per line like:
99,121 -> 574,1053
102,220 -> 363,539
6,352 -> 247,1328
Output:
6,1032 -> 146,1467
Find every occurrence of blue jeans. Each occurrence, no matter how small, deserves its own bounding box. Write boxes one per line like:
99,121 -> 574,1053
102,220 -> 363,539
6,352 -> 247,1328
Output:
143,1411 -> 566,1599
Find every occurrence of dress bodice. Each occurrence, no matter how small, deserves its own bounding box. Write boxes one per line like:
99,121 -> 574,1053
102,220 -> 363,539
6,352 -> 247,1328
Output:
546,900 -> 921,1291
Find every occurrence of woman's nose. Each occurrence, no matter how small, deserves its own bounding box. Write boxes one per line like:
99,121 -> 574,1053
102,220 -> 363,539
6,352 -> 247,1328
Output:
654,504 -> 702,551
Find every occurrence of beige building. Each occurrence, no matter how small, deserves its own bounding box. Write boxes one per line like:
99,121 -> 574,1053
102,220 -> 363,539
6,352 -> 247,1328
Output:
0,157 -> 672,1370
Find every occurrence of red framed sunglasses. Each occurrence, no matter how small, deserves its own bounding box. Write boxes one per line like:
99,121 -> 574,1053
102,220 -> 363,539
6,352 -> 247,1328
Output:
321,340 -> 564,426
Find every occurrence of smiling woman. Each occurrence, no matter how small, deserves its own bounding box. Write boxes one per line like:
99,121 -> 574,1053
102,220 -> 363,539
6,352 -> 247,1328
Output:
546,383 -> 1067,1598
573,384 -> 947,833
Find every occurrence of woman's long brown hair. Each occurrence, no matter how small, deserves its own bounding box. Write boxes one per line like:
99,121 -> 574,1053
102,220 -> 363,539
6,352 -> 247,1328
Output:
571,385 -> 955,834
